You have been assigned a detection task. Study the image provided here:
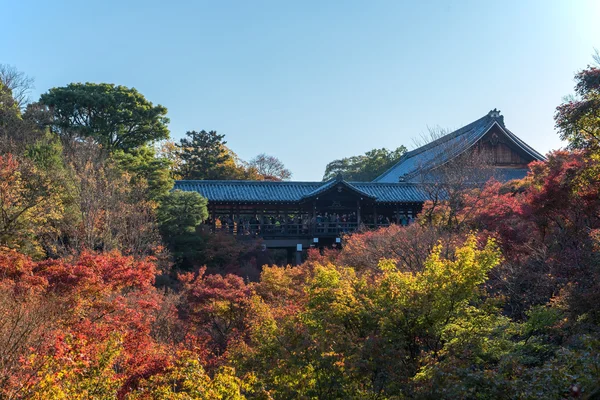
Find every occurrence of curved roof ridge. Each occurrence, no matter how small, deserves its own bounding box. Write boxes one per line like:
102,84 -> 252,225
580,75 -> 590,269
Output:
374,112 -> 496,182
352,181 -> 428,187
400,119 -> 498,181
402,113 -> 492,159
300,179 -> 376,200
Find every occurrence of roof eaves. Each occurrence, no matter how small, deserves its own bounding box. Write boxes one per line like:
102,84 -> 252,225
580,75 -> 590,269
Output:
497,125 -> 546,161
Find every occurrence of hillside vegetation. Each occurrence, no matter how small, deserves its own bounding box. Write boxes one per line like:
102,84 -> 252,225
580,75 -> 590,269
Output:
0,60 -> 600,399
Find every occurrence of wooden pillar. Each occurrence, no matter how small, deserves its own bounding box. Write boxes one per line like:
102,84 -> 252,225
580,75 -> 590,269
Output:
312,201 -> 317,235
356,200 -> 361,226
259,207 -> 264,233
373,204 -> 377,228
211,206 -> 216,232
236,203 -> 240,235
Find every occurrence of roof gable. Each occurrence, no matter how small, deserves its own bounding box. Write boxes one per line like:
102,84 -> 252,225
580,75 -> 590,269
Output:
300,174 -> 376,201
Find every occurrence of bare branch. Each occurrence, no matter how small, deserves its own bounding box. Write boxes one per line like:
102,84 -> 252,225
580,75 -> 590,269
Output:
411,125 -> 453,149
248,153 -> 292,181
414,125 -> 497,227
0,64 -> 34,109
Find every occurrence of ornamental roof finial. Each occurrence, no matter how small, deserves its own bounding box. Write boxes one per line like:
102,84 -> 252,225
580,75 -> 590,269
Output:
489,108 -> 501,118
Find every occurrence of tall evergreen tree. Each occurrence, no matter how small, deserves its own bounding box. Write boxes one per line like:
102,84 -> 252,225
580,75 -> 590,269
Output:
178,130 -> 232,180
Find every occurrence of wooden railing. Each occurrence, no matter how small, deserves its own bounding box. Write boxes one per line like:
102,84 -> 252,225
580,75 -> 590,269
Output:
212,222 -> 394,237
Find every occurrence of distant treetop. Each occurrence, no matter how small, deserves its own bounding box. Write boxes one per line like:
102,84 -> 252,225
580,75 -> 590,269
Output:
40,82 -> 170,152
322,146 -> 407,181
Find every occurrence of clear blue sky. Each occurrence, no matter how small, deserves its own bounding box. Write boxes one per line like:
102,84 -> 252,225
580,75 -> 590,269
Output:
2,0 -> 599,180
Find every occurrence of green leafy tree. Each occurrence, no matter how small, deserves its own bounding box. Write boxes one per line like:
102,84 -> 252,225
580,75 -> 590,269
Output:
178,130 -> 263,180
157,190 -> 208,236
39,83 -> 169,152
0,154 -> 64,258
112,146 -> 174,201
127,352 -> 250,399
0,82 -> 20,130
178,130 -> 231,180
25,133 -> 65,172
233,235 -> 502,398
555,51 -> 600,150
0,82 -> 45,153
322,146 -> 407,181
157,190 -> 208,266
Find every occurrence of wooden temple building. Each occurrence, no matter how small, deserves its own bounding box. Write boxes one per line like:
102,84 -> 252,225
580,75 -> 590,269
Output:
174,110 -> 544,258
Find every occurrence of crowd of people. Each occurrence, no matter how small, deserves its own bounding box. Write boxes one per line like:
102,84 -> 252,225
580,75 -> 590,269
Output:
207,211 -> 414,236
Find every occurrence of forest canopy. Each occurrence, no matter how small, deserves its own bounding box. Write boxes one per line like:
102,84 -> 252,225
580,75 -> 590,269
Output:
1,57 -> 600,399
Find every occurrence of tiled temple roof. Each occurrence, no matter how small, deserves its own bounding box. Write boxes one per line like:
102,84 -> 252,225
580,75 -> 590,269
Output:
300,175 -> 376,200
173,179 -> 430,203
373,109 -> 545,183
174,109 -> 545,203
174,180 -> 323,203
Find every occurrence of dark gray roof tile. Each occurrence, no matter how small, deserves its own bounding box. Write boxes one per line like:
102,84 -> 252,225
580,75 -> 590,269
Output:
373,109 -> 544,183
173,180 -> 429,203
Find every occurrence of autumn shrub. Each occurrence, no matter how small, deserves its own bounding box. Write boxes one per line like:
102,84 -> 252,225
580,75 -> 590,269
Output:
0,248 -> 171,398
228,235 -> 503,399
338,223 -> 458,272
457,151 -> 600,322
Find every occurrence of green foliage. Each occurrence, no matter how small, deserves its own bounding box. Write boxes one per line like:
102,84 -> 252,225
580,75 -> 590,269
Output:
158,190 -> 208,236
128,353 -> 251,399
177,130 -> 264,181
0,154 -> 64,258
233,235 -> 503,398
555,54 -> 600,151
25,132 -> 65,171
112,146 -> 174,201
157,190 -> 208,266
178,130 -> 231,180
322,146 -> 407,181
0,81 -> 46,153
40,82 -> 169,152
0,82 -> 21,124
415,310 -> 600,400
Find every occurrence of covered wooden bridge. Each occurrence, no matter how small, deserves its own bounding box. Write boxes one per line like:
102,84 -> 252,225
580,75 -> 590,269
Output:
174,175 -> 427,249
173,109 -> 545,259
